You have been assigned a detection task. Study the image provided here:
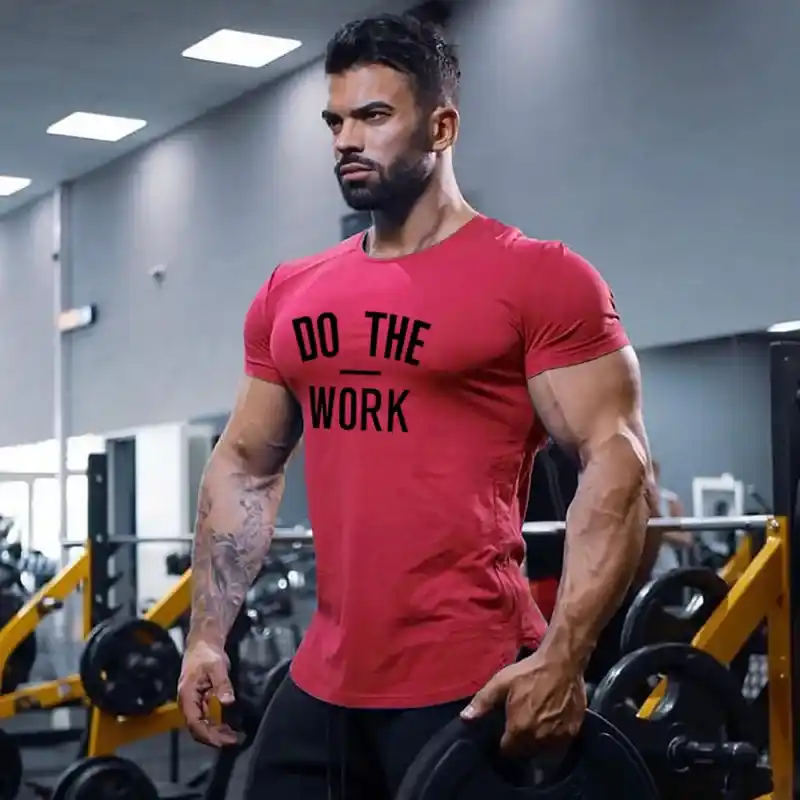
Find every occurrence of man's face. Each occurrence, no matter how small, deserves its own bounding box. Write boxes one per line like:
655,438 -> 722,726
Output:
324,64 -> 436,212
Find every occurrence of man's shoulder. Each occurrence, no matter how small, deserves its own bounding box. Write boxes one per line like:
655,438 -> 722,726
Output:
271,236 -> 361,287
476,217 -> 567,268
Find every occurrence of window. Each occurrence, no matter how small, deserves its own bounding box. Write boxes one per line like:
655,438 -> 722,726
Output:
68,436 -> 106,472
67,475 -> 88,543
0,435 -> 105,474
31,478 -> 58,558
31,476 -> 89,559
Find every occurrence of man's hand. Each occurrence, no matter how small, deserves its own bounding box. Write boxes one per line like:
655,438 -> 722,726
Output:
178,640 -> 239,748
461,650 -> 586,756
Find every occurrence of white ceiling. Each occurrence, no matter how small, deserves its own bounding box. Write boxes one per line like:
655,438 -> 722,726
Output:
0,0 -> 410,217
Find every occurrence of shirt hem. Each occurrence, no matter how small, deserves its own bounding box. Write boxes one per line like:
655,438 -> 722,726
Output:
245,364 -> 286,385
290,632 -> 542,709
291,670 -> 489,708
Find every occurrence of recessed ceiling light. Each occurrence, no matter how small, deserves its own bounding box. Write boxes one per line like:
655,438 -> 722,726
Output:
768,320 -> 800,334
0,176 -> 32,197
182,29 -> 302,68
47,112 -> 147,142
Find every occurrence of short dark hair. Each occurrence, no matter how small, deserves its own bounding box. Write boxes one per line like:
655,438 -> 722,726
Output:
324,14 -> 460,108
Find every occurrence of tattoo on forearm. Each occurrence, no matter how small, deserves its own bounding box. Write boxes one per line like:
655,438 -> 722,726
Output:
189,470 -> 281,645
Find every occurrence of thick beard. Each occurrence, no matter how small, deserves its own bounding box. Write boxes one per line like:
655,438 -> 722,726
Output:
339,151 -> 434,213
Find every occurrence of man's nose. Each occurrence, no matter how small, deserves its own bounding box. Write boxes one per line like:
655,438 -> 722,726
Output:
334,119 -> 365,155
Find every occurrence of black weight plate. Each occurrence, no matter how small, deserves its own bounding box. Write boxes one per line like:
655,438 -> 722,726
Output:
79,618 -> 181,716
0,588 -> 37,694
0,728 -> 22,800
591,643 -> 769,800
396,708 -> 658,800
50,757 -> 121,800
52,756 -> 158,800
620,567 -> 729,654
78,620 -> 113,683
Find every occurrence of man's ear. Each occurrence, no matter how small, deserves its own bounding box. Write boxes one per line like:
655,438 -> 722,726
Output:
430,105 -> 459,152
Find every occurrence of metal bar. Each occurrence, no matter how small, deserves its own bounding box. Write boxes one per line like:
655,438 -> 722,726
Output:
87,453 -> 112,626
62,529 -> 317,547
273,529 -> 314,543
62,536 -> 190,547
522,515 -> 771,536
769,340 -> 800,793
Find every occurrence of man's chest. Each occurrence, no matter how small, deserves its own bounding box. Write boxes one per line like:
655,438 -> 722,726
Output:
270,262 -> 523,388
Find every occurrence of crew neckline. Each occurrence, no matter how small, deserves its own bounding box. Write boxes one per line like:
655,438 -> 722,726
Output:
352,213 -> 488,264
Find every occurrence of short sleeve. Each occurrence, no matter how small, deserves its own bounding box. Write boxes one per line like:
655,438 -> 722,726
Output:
521,243 -> 629,378
243,268 -> 286,385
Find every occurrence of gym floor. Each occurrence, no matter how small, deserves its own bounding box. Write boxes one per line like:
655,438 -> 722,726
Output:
7,701 -> 253,800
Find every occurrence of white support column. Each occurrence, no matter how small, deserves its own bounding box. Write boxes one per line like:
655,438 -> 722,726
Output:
52,185 -> 68,567
135,423 -> 191,606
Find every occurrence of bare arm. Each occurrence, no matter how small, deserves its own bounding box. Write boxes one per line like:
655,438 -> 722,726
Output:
188,376 -> 303,649
528,346 -> 656,670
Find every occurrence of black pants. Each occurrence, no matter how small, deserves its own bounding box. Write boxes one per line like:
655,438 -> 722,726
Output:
243,676 -> 470,799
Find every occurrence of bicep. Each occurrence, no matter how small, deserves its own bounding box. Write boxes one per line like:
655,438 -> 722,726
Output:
216,376 -> 303,477
527,346 -> 649,467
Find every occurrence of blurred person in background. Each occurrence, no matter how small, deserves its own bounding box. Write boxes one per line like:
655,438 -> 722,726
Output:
650,460 -> 693,577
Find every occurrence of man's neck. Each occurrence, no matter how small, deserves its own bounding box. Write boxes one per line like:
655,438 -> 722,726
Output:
366,179 -> 475,259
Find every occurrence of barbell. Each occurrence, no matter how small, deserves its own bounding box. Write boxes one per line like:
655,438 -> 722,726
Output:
56,514 -> 774,551
522,514 -> 772,535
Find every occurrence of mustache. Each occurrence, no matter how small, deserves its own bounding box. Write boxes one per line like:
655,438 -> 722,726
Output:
335,156 -> 380,176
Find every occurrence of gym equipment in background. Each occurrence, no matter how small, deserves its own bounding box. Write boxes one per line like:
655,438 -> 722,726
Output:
591,643 -> 771,800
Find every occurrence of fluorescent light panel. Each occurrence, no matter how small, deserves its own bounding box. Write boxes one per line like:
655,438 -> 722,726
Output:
47,112 -> 147,142
768,320 -> 800,334
0,176 -> 32,197
182,29 -> 301,68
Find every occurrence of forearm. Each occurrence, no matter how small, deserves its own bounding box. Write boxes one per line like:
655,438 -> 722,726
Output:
542,432 -> 650,669
188,453 -> 285,648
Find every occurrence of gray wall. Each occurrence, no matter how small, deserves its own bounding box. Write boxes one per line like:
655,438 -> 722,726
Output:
639,336 -> 773,510
0,195 -> 55,446
0,0 -> 797,443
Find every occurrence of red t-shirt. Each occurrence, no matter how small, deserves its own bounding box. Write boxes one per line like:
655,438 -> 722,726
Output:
244,215 -> 629,708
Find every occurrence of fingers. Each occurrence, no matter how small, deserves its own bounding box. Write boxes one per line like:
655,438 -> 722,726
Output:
180,685 -> 240,747
461,668 -> 512,720
208,664 -> 236,705
179,666 -> 237,747
191,720 -> 241,748
499,692 -> 585,756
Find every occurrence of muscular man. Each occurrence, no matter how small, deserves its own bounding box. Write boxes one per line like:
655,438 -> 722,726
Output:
178,13 -> 655,799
